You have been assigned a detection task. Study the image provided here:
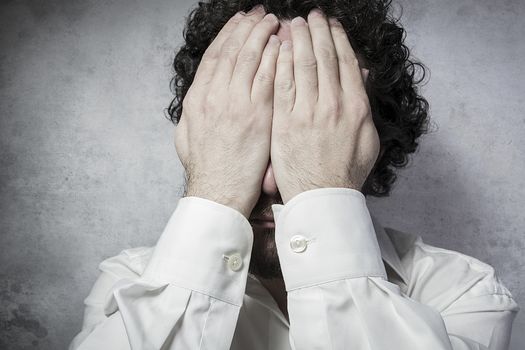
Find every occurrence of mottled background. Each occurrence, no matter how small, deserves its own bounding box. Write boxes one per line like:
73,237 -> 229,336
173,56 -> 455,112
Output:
0,0 -> 523,348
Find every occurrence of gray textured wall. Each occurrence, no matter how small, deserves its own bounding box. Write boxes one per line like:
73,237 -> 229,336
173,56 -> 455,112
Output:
0,0 -> 523,349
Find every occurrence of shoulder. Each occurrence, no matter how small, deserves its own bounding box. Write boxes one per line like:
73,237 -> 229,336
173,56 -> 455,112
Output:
384,227 -> 518,313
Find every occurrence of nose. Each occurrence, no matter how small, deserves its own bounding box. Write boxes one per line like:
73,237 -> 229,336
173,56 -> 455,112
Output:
261,161 -> 279,196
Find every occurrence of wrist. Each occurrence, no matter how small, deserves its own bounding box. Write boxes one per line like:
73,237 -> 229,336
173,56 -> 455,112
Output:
185,186 -> 252,219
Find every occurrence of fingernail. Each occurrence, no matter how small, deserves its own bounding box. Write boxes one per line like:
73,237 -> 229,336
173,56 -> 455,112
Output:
233,11 -> 244,19
249,4 -> 264,13
363,68 -> 370,81
264,13 -> 278,24
328,17 -> 342,27
291,16 -> 306,26
281,40 -> 292,51
309,8 -> 323,18
269,35 -> 280,45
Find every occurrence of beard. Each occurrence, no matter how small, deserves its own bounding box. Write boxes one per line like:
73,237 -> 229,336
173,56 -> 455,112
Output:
248,225 -> 283,280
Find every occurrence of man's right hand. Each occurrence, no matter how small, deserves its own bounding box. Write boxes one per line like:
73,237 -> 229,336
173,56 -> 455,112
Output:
175,5 -> 281,219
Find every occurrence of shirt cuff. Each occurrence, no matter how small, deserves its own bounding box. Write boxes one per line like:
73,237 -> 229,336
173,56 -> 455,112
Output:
142,196 -> 253,306
273,187 -> 387,291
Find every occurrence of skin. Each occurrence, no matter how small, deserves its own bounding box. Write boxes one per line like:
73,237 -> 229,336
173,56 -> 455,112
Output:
175,5 -> 379,321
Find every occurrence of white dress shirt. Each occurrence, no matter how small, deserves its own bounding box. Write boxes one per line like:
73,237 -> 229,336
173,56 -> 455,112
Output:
69,187 -> 519,350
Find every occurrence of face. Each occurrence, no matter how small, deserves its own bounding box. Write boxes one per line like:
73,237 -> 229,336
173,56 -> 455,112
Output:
247,20 -> 292,280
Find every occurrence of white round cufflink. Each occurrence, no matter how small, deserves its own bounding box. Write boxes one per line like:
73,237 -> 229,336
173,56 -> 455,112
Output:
290,235 -> 314,253
223,253 -> 243,271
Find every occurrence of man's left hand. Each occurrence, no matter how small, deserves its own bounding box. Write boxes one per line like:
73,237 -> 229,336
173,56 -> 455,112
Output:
271,8 -> 380,204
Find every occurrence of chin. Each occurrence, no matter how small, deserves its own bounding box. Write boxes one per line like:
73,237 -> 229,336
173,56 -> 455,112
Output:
248,226 -> 282,279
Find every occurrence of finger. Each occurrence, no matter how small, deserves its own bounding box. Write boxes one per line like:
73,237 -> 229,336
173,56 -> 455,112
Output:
290,16 -> 318,111
251,34 -> 281,104
328,17 -> 365,96
307,8 -> 341,101
273,40 -> 295,116
208,6 -> 266,92
231,13 -> 279,98
191,11 -> 244,92
361,68 -> 369,84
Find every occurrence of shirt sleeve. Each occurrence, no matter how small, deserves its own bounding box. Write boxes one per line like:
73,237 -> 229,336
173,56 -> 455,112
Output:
274,187 -> 520,350
69,196 -> 254,350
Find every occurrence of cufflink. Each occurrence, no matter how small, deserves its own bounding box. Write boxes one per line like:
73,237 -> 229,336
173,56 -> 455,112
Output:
223,253 -> 243,271
290,235 -> 315,253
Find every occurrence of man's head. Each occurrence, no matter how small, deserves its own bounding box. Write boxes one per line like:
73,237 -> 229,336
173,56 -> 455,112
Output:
168,1 -> 431,279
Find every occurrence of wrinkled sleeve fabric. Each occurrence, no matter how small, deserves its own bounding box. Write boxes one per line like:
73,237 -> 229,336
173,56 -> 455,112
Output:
69,196 -> 254,350
274,187 -> 519,350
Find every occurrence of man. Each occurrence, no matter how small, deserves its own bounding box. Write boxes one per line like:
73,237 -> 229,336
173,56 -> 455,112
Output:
70,2 -> 519,349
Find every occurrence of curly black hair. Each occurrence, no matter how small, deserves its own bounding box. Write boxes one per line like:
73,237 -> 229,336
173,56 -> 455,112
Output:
166,0 -> 433,198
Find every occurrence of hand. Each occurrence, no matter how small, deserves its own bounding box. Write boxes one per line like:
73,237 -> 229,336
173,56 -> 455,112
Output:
175,6 -> 281,218
271,9 -> 379,204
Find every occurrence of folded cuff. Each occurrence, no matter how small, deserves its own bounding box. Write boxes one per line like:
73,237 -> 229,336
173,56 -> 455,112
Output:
274,188 -> 387,291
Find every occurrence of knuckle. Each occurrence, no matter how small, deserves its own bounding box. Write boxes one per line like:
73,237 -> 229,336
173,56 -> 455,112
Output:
341,54 -> 359,66
317,46 -> 338,61
262,46 -> 275,58
203,94 -> 219,111
276,78 -> 294,92
321,100 -> 342,116
237,49 -> 259,65
296,57 -> 317,70
255,71 -> 274,84
243,12 -> 262,24
221,37 -> 242,55
331,25 -> 347,36
353,96 -> 371,116
229,14 -> 243,25
277,52 -> 293,64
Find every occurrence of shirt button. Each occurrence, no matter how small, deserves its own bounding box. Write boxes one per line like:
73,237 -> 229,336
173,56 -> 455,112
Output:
226,253 -> 243,271
290,235 -> 308,253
